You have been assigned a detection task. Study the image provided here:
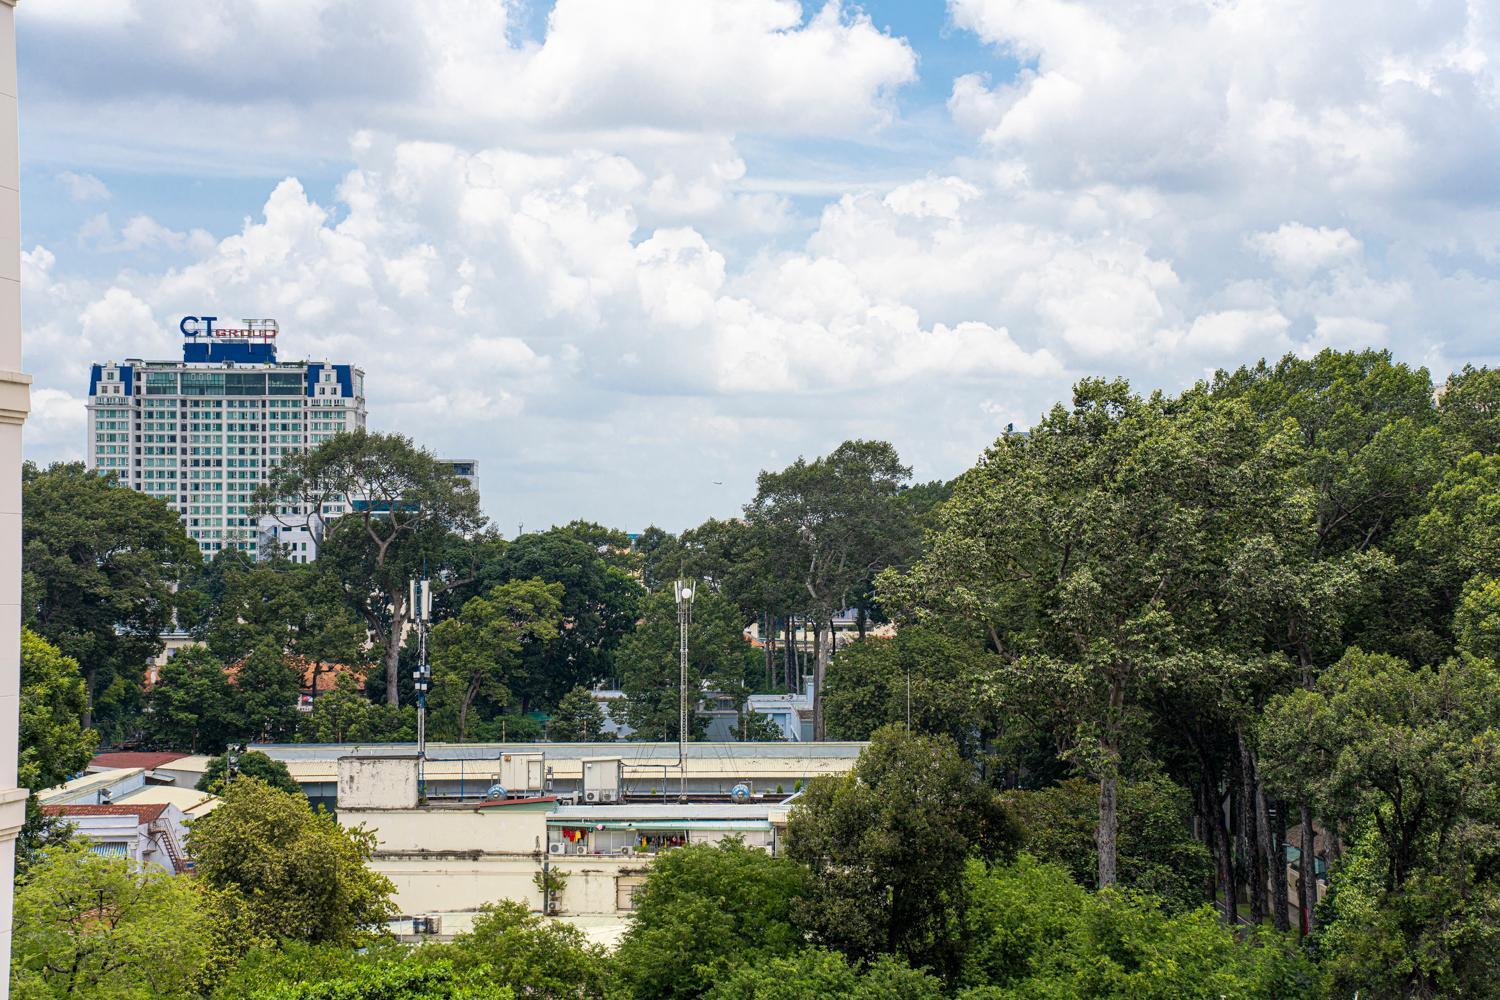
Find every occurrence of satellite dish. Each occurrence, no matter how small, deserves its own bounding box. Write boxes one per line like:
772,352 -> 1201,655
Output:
486,783 -> 507,800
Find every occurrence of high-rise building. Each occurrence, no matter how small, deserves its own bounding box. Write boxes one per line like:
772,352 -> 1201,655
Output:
86,317 -> 366,559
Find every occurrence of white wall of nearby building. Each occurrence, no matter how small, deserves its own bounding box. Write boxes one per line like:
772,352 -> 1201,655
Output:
0,4 -> 26,994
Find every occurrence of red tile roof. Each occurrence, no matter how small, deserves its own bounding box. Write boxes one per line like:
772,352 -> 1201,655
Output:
88,752 -> 189,771
475,796 -> 558,808
43,803 -> 170,823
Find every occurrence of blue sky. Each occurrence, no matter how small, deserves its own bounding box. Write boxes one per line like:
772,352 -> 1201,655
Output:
17,0 -> 1500,532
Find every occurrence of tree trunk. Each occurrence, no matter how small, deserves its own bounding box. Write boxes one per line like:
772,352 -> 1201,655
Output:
82,666 -> 98,730
1268,797 -> 1290,932
763,611 -> 773,691
384,596 -> 408,708
1299,803 -> 1318,935
1240,732 -> 1268,926
857,603 -> 867,640
1096,754 -> 1119,888
812,621 -> 827,741
1211,780 -> 1237,925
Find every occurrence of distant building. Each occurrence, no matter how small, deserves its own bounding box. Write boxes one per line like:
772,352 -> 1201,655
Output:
87,316 -> 366,559
42,803 -> 192,873
744,677 -> 817,742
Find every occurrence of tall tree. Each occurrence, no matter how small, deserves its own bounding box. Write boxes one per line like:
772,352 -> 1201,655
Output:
746,440 -> 913,737
485,526 -> 645,705
786,726 -> 1020,982
882,380 -> 1305,889
146,645 -> 237,753
428,579 -> 563,740
22,462 -> 199,733
254,430 -> 486,707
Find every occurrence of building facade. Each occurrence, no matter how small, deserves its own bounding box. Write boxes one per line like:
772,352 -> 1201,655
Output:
86,318 -> 366,559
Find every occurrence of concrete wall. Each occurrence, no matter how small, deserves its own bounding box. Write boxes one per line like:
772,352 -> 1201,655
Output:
342,806 -> 547,855
337,755 -> 419,810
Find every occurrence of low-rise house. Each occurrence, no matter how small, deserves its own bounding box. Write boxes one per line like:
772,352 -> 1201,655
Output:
41,802 -> 192,873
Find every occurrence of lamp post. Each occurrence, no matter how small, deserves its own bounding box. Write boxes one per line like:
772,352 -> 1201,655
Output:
674,579 -> 695,802
410,575 -> 433,799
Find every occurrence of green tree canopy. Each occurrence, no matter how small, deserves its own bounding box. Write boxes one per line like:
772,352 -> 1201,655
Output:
11,841 -> 214,1000
786,726 -> 1020,981
1002,775 -> 1213,911
429,579 -> 564,740
706,949 -> 943,1000
145,644 -> 236,753
613,839 -> 810,999
746,440 -> 914,738
548,685 -> 607,742
19,628 -> 97,793
22,461 -> 199,736
439,900 -> 609,999
483,526 -> 645,706
189,778 -> 395,945
254,430 -> 487,708
196,750 -> 303,796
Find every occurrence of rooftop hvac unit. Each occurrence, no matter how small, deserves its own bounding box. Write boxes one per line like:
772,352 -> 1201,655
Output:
581,757 -> 622,803
500,753 -> 546,794
548,842 -> 567,855
413,915 -> 441,936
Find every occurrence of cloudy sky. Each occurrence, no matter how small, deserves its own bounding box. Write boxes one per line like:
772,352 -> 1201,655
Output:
19,0 -> 1500,532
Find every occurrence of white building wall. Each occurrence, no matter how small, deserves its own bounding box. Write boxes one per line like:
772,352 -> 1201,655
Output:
0,5 -> 26,995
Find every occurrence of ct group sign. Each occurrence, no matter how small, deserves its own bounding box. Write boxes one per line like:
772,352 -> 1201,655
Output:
180,316 -> 278,339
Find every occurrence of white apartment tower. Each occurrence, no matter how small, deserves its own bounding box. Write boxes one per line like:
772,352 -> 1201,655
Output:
86,317 -> 366,559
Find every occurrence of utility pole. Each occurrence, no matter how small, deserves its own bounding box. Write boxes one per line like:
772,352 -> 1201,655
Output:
410,575 -> 433,799
675,579 -> 696,802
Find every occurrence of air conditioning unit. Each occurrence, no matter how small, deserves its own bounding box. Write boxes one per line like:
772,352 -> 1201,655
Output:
584,790 -> 598,802
600,790 -> 616,803
574,844 -> 587,855
548,842 -> 566,855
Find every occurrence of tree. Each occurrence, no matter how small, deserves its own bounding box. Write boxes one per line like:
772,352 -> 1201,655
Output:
429,579 -> 564,741
484,526 -> 645,705
22,461 -> 199,734
962,855 -> 1317,998
11,841 -> 214,999
295,674 -> 384,744
440,900 -> 609,998
244,960 -> 512,1000
195,558 -> 369,695
231,642 -> 304,742
1438,364 -> 1500,456
188,777 -> 395,945
785,726 -> 1020,981
822,627 -> 994,757
196,750 -> 303,797
616,587 -> 756,741
254,430 -> 487,707
19,628 -> 97,793
1002,775 -> 1213,911
614,840 -> 809,999
746,441 -> 914,738
882,380 -> 1306,892
17,629 -> 100,874
145,645 -> 236,753
706,949 -> 943,1000
549,686 -> 607,742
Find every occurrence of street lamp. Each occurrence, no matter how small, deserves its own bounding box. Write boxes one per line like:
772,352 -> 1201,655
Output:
675,579 -> 695,802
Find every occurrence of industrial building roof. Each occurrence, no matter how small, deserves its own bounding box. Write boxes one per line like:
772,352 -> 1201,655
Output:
252,741 -> 866,762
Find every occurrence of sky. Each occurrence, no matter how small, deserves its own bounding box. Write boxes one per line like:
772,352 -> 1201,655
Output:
18,0 -> 1500,534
